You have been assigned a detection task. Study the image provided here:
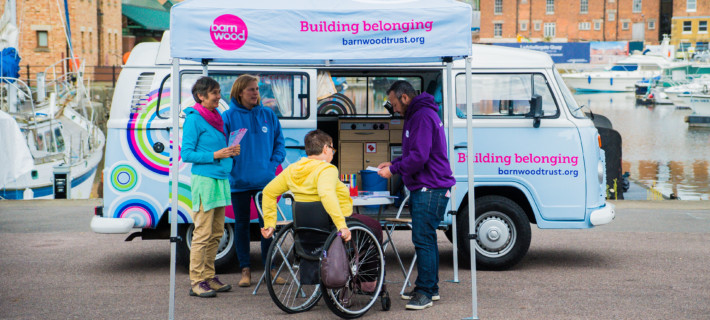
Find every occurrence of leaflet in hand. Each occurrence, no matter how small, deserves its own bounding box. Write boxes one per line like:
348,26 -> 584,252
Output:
365,166 -> 380,172
228,128 -> 247,147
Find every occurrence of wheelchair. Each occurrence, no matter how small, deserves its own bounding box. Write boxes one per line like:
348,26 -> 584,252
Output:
264,194 -> 391,318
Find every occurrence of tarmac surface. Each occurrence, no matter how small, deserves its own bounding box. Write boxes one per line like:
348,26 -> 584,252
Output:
1,199 -> 709,320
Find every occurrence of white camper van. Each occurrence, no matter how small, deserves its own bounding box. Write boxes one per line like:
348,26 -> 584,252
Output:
92,32 -> 614,271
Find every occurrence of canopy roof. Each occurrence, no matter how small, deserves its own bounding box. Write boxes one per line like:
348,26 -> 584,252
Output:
169,0 -> 472,64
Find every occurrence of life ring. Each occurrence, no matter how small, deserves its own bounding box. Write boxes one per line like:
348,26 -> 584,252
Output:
703,85 -> 709,95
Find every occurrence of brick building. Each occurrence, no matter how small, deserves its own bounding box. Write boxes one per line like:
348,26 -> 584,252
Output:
480,0 -> 670,44
1,0 -> 121,82
670,0 -> 710,52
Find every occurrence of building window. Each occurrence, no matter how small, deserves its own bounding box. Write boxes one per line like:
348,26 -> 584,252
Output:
579,22 -> 591,30
580,0 -> 588,14
632,0 -> 642,13
594,20 -> 602,30
520,21 -> 528,31
622,21 -> 629,30
81,31 -> 85,54
494,0 -> 502,14
36,31 -> 48,48
608,10 -> 615,21
700,21 -> 708,34
648,19 -> 656,30
687,0 -> 696,12
494,23 -> 503,37
544,23 -> 556,38
534,21 -> 542,31
89,32 -> 93,54
683,21 -> 692,33
546,0 -> 554,14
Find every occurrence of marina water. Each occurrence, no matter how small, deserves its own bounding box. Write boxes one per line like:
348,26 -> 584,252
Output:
574,92 -> 710,200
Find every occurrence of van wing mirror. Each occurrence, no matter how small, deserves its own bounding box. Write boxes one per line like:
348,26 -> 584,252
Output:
528,94 -> 543,128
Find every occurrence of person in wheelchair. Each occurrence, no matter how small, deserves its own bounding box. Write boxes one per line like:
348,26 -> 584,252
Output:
260,129 -> 389,317
260,129 -> 382,244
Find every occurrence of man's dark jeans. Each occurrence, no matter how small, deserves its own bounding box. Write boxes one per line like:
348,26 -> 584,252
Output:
410,187 -> 449,299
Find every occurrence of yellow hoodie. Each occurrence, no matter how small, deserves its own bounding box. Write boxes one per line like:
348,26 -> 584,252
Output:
262,158 -> 352,231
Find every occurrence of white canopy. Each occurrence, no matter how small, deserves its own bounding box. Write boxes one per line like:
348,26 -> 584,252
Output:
169,0 -> 472,64
168,1 -> 476,319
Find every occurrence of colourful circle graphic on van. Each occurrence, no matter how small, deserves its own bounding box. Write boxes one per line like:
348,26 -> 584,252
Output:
116,199 -> 156,228
169,179 -> 193,223
111,164 -> 138,192
210,14 -> 248,51
126,88 -> 185,176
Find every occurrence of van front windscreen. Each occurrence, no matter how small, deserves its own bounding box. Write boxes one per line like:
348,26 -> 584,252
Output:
553,68 -> 588,119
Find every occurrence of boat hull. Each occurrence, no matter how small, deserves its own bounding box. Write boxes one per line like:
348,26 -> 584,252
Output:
563,74 -> 646,92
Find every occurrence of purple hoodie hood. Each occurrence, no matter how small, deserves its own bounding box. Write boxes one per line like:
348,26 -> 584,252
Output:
390,92 -> 455,191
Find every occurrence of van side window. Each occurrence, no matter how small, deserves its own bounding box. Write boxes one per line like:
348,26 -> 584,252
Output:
317,74 -> 422,115
172,72 -> 310,119
455,73 -> 558,118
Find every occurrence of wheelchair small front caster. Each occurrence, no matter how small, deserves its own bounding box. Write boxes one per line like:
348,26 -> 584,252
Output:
381,291 -> 391,311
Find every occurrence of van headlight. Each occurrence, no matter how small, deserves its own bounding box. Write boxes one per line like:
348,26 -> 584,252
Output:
598,161 -> 605,184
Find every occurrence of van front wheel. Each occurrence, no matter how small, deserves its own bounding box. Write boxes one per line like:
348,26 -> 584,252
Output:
176,223 -> 237,273
456,196 -> 531,270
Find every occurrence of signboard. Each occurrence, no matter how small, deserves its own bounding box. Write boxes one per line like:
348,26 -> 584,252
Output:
494,42 -> 591,64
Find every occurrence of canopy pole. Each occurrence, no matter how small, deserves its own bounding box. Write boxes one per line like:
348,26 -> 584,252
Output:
464,56 -> 479,320
168,58 -> 181,320
201,59 -> 209,76
445,59 -> 459,284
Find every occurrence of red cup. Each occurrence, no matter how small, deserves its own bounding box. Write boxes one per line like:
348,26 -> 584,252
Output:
349,185 -> 358,197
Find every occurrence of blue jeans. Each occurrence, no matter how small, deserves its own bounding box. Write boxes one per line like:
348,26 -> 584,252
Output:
231,190 -> 272,269
410,187 -> 449,299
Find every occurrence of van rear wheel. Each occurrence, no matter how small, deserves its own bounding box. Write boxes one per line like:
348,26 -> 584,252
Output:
455,195 -> 531,270
176,223 -> 237,273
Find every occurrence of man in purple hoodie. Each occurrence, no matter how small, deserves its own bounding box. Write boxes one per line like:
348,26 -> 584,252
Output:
377,80 -> 456,311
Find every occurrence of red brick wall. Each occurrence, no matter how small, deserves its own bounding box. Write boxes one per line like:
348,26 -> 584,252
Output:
480,0 -> 660,43
673,0 -> 710,16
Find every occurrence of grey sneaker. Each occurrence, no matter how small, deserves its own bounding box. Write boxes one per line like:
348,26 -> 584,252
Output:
402,290 -> 440,301
405,292 -> 433,310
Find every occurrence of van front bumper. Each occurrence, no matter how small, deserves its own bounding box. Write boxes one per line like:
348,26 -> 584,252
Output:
91,216 -> 135,233
590,202 -> 615,226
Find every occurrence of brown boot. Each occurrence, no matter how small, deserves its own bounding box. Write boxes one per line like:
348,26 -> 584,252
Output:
238,268 -> 251,287
270,269 -> 287,285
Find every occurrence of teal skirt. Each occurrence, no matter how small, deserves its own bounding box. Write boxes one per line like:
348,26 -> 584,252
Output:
190,174 -> 231,213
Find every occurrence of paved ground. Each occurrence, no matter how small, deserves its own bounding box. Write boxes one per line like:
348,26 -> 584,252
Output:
1,199 -> 709,319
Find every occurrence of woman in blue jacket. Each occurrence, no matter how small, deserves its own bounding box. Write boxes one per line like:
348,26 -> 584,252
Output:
222,74 -> 286,287
182,77 -> 239,298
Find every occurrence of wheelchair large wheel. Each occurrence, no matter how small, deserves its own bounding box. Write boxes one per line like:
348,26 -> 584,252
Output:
265,223 -> 322,314
322,222 -> 386,319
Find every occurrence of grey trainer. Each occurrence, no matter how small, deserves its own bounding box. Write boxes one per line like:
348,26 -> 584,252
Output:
405,292 -> 433,310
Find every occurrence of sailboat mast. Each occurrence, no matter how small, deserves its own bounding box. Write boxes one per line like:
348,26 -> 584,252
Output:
63,0 -> 72,53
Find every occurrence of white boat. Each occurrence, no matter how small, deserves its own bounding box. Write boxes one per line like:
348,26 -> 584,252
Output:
664,75 -> 710,105
0,0 -> 104,199
677,93 -> 710,116
562,55 -> 687,92
0,65 -> 105,199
